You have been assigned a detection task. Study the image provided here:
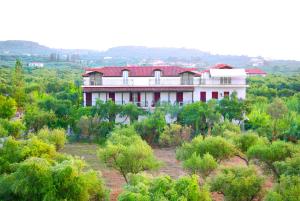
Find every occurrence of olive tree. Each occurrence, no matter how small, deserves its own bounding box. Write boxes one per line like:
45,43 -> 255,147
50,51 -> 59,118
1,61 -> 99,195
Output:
98,126 -> 161,183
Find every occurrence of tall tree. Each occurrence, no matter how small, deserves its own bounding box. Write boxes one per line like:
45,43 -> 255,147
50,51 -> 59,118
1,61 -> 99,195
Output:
12,60 -> 26,108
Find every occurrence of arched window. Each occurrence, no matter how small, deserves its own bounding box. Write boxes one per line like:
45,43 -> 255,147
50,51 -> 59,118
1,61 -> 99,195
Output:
90,72 -> 102,85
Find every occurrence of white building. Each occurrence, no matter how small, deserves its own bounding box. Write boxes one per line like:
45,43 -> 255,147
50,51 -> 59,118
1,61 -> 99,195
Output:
28,62 -> 44,68
82,64 -> 248,107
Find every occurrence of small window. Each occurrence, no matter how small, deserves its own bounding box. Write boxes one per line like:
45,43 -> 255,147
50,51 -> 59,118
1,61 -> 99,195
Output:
123,70 -> 129,84
154,70 -> 161,84
220,77 -> 231,84
181,72 -> 194,85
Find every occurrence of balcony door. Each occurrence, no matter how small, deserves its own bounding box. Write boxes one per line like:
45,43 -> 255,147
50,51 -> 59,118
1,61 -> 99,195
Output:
130,92 -> 141,106
153,92 -> 160,106
200,91 -> 206,102
86,93 -> 92,106
108,92 -> 115,102
176,92 -> 183,105
212,91 -> 218,99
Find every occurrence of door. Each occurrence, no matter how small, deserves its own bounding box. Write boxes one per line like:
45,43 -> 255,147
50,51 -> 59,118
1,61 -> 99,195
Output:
153,92 -> 160,106
224,91 -> 230,97
176,92 -> 183,105
200,91 -> 206,102
86,92 -> 92,106
212,91 -> 218,99
108,92 -> 115,102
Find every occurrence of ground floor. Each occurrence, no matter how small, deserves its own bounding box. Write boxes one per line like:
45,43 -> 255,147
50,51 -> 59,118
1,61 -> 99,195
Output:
83,86 -> 246,107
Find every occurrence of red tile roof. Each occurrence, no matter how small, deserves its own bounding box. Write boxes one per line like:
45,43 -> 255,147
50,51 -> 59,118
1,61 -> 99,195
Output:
245,68 -> 267,75
210,64 -> 233,69
83,66 -> 199,77
82,86 -> 194,92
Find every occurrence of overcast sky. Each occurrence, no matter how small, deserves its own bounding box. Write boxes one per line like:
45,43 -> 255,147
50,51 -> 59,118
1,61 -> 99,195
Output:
1,0 -> 299,60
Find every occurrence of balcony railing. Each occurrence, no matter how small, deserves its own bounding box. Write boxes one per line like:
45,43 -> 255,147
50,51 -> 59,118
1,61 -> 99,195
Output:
114,100 -> 193,107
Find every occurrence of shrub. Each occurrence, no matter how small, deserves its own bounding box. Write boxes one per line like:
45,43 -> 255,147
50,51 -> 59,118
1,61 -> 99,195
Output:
158,124 -> 191,147
176,136 -> 237,162
210,166 -> 263,201
0,119 -> 25,138
0,157 -> 109,201
211,119 -> 241,137
0,95 -> 17,119
183,153 -> 217,178
118,174 -> 212,201
265,176 -> 300,201
36,127 -> 67,150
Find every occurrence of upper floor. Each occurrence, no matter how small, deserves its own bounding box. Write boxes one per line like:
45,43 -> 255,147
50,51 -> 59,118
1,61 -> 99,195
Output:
82,64 -> 248,87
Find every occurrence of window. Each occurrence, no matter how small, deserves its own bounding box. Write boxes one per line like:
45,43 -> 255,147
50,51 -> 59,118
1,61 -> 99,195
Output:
90,72 -> 102,85
154,70 -> 161,85
181,72 -> 194,85
212,91 -> 218,99
122,70 -> 129,84
220,77 -> 231,84
224,91 -> 230,97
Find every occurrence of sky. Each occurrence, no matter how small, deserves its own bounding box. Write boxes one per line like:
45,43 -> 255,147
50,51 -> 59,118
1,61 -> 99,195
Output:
1,0 -> 300,60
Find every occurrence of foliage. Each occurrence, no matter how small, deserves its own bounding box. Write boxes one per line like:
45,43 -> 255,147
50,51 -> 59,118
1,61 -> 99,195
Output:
274,154 -> 300,176
176,136 -> 237,162
264,176 -> 300,201
36,127 -> 67,150
0,95 -> 17,119
233,132 -> 268,153
183,153 -> 217,178
247,141 -> 296,178
210,166 -> 263,201
11,60 -> 26,107
158,124 -> 191,147
0,157 -> 108,201
134,110 -> 166,144
0,119 -> 25,138
118,173 -> 212,201
98,126 -> 161,182
120,103 -> 145,123
211,119 -> 241,137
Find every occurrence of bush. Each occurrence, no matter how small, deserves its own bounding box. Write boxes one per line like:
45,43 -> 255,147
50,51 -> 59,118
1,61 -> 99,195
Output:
233,131 -> 268,153
158,124 -> 191,147
265,176 -> 300,201
36,127 -> 67,150
0,157 -> 109,201
0,119 -> 25,138
210,166 -> 263,201
118,174 -> 212,201
176,136 -> 237,162
183,153 -> 217,178
211,119 -> 241,137
0,95 -> 17,119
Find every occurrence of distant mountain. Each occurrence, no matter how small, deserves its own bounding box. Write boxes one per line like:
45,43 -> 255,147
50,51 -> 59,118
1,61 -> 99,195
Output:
0,40 -> 51,55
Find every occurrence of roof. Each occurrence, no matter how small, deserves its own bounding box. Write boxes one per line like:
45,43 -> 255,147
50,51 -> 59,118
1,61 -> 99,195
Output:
210,64 -> 233,69
245,68 -> 267,75
210,69 -> 247,77
83,66 -> 199,77
82,86 -> 194,92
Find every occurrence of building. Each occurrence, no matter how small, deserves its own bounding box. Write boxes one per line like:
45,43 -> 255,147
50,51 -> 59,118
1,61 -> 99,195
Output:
82,64 -> 248,107
245,68 -> 267,77
28,62 -> 44,68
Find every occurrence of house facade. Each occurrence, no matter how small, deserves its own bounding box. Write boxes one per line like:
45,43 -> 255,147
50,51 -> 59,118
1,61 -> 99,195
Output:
82,64 -> 248,107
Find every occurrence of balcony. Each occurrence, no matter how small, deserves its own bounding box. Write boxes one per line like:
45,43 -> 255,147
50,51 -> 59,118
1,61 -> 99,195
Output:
148,78 -> 194,86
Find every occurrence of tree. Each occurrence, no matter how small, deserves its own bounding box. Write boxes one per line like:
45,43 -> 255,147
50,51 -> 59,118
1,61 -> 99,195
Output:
267,98 -> 288,140
211,119 -> 241,137
11,59 -> 26,108
274,154 -> 300,176
183,153 -> 217,179
0,119 -> 25,138
247,141 -> 296,178
205,100 -> 221,136
118,174 -> 212,201
98,126 -> 161,183
0,95 -> 17,119
158,123 -> 192,147
134,109 -> 166,144
210,166 -> 263,201
0,157 -> 109,201
92,100 -> 121,122
217,92 -> 248,122
120,103 -> 145,123
176,136 -> 237,163
36,127 -> 67,150
265,176 -> 300,201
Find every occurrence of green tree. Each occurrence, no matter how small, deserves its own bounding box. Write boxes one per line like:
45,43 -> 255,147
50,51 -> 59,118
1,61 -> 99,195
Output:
11,60 -> 26,108
265,176 -> 300,201
158,123 -> 192,147
210,166 -> 263,201
35,127 -> 67,150
267,98 -> 288,140
98,126 -> 161,182
183,153 -> 217,178
0,95 -> 17,119
120,103 -> 145,123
